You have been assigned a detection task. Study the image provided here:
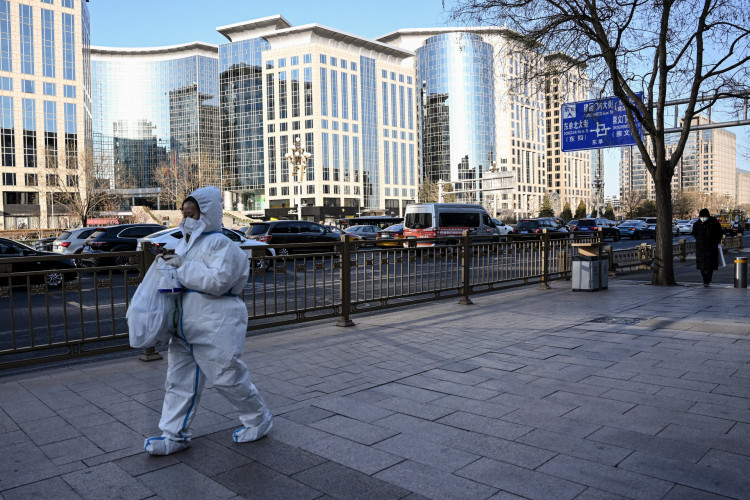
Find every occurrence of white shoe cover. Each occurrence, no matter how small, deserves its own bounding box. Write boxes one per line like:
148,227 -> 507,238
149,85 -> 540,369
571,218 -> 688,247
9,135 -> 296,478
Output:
144,436 -> 190,455
233,411 -> 273,443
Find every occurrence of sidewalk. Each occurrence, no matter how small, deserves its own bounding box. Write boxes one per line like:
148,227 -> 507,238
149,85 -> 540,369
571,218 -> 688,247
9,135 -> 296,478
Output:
1,278 -> 750,499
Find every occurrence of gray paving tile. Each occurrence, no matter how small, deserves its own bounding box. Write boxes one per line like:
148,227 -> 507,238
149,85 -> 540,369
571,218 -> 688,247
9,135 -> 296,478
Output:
293,460 -> 411,500
1,476 -> 82,500
0,440 -> 85,490
312,395 -> 395,422
373,396 -> 458,420
456,457 -> 585,500
215,461 -> 321,499
562,406 -> 667,435
370,382 -> 446,403
0,430 -> 30,449
516,428 -> 631,466
175,437 -> 250,477
40,436 -> 103,465
442,431 -> 556,469
436,411 -> 533,440
373,433 -> 480,472
397,374 -> 500,400
77,421 -> 144,453
573,487 -> 630,500
268,417 -> 333,448
625,404 -> 735,434
300,435 -> 403,475
114,451 -> 181,476
543,390 -> 637,414
310,415 -> 399,445
430,394 -> 515,419
698,448 -> 750,472
662,484 -> 735,499
375,459 -> 497,500
688,401 -> 750,423
137,463 -> 235,500
0,392 -> 56,423
619,451 -> 750,499
280,405 -> 335,424
373,412 -> 473,444
537,454 -> 674,499
588,426 -> 707,463
62,462 -> 153,500
221,435 -> 328,475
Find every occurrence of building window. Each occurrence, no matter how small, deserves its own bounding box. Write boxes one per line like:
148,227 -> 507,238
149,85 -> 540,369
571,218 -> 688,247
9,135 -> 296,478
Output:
320,68 -> 328,116
63,85 -> 75,99
21,80 -> 34,93
62,13 -> 75,80
267,136 -> 276,184
304,132 -> 314,181
278,71 -> 287,119
41,9 -> 55,77
322,132 -> 329,181
0,0 -> 11,72
382,82 -> 388,126
19,4 -> 34,75
399,86 -> 405,128
266,73 -> 275,120
341,72 -> 348,120
22,98 -> 36,168
2,172 -> 15,185
24,173 -> 37,186
290,56 -> 298,66
64,102 -> 76,169
390,83 -> 397,127
44,101 -> 57,168
0,95 -> 13,166
319,54 -> 326,64
330,71 -> 338,118
384,141 -> 390,184
407,87 -> 413,129
304,67 -> 312,116
43,82 -> 56,96
351,74 -> 358,121
62,0 -> 73,7
291,69 -> 300,118
303,54 -> 311,64
332,134 -> 339,181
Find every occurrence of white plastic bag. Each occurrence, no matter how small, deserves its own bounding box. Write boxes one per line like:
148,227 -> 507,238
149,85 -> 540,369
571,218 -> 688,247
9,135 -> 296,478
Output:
126,263 -> 180,349
157,261 -> 183,295
718,244 -> 726,268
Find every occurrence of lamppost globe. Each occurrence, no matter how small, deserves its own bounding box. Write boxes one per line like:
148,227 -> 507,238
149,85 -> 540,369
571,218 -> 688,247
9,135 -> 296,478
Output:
283,136 -> 312,220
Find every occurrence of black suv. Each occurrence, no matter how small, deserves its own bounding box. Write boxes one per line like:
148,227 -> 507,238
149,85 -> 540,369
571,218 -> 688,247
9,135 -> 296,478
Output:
570,218 -> 620,241
512,218 -> 570,239
246,220 -> 341,255
81,223 -> 165,266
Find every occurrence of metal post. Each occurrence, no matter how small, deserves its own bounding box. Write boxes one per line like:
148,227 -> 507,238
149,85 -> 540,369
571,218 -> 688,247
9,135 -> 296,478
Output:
539,229 -> 550,289
735,257 -> 747,288
678,238 -> 687,262
336,234 -> 355,326
458,230 -> 473,304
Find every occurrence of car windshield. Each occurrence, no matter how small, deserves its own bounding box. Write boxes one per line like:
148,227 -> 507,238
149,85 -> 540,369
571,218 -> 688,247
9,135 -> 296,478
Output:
405,212 -> 432,229
89,229 -> 107,238
577,220 -> 594,227
58,231 -> 72,239
383,224 -> 403,232
248,224 -> 269,235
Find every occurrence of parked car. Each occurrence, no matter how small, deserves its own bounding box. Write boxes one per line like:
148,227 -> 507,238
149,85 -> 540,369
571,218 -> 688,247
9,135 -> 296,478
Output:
52,227 -> 101,255
512,218 -> 570,239
617,220 -> 655,239
565,219 -> 579,232
81,223 -> 166,266
570,218 -> 620,241
324,225 -> 345,236
491,218 -> 513,237
246,220 -> 341,255
33,236 -> 58,252
137,226 -> 276,271
403,203 -> 497,246
344,225 -> 380,242
0,237 -> 77,287
376,224 -> 405,246
676,219 -> 696,234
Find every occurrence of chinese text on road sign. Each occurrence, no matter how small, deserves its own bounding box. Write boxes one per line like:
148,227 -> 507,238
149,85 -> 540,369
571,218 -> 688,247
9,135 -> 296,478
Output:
561,93 -> 644,152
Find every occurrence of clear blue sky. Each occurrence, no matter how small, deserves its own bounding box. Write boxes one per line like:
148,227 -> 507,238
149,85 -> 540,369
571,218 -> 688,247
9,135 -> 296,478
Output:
88,0 -> 695,198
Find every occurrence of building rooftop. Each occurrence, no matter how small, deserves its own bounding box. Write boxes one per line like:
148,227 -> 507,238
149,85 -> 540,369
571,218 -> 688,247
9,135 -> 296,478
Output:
91,41 -> 218,58
216,14 -> 293,42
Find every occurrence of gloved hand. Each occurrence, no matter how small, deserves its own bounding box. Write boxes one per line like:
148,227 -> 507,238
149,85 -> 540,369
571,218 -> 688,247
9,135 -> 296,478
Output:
161,254 -> 184,268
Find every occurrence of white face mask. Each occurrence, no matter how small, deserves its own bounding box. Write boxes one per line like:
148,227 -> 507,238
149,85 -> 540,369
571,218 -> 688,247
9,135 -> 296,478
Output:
700,217 -> 708,223
182,217 -> 200,234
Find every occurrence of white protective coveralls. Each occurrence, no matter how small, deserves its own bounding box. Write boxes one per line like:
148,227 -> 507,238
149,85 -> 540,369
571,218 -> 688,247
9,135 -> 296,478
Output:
144,186 -> 272,456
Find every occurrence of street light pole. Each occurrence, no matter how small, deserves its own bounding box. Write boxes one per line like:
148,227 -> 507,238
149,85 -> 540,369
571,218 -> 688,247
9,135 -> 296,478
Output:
284,136 -> 312,221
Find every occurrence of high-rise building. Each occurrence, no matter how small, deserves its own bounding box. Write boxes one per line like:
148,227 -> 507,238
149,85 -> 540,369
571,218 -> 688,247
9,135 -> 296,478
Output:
217,16 -> 418,217
0,0 -> 91,230
620,115 -> 736,204
378,28 -> 591,219
91,42 -> 220,207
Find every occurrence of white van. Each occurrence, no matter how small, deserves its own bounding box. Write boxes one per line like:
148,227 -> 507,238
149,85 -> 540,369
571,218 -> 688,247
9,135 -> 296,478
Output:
403,203 -> 496,246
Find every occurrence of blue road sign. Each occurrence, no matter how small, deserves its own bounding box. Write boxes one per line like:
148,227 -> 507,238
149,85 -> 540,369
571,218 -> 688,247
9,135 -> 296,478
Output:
561,93 -> 644,152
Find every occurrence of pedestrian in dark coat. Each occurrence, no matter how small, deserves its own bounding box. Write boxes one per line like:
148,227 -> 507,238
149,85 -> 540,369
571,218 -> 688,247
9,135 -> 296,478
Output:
692,208 -> 724,286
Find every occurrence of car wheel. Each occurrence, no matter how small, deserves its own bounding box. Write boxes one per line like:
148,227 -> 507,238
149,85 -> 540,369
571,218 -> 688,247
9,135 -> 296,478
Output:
254,251 -> 273,271
277,247 -> 290,256
46,272 -> 63,288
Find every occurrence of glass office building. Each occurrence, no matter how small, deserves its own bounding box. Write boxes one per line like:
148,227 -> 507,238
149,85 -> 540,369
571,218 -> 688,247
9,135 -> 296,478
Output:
0,0 -> 91,229
416,32 -> 495,202
92,43 -> 219,207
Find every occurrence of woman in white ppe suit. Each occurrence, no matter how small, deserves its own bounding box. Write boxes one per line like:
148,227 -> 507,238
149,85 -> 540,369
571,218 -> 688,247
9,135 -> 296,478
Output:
145,186 -> 273,456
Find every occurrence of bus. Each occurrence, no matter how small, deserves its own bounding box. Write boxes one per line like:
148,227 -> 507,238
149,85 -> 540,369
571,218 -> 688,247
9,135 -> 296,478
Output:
335,216 -> 403,230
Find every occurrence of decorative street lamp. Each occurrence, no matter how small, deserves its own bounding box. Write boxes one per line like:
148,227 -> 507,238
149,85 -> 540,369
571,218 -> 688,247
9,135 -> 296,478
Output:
284,136 -> 312,220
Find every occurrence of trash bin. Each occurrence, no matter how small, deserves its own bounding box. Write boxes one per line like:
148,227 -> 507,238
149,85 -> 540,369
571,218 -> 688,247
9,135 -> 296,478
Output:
572,254 -> 608,291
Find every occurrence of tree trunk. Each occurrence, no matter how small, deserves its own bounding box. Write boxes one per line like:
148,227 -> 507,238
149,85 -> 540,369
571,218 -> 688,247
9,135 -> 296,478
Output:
652,174 -> 676,285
